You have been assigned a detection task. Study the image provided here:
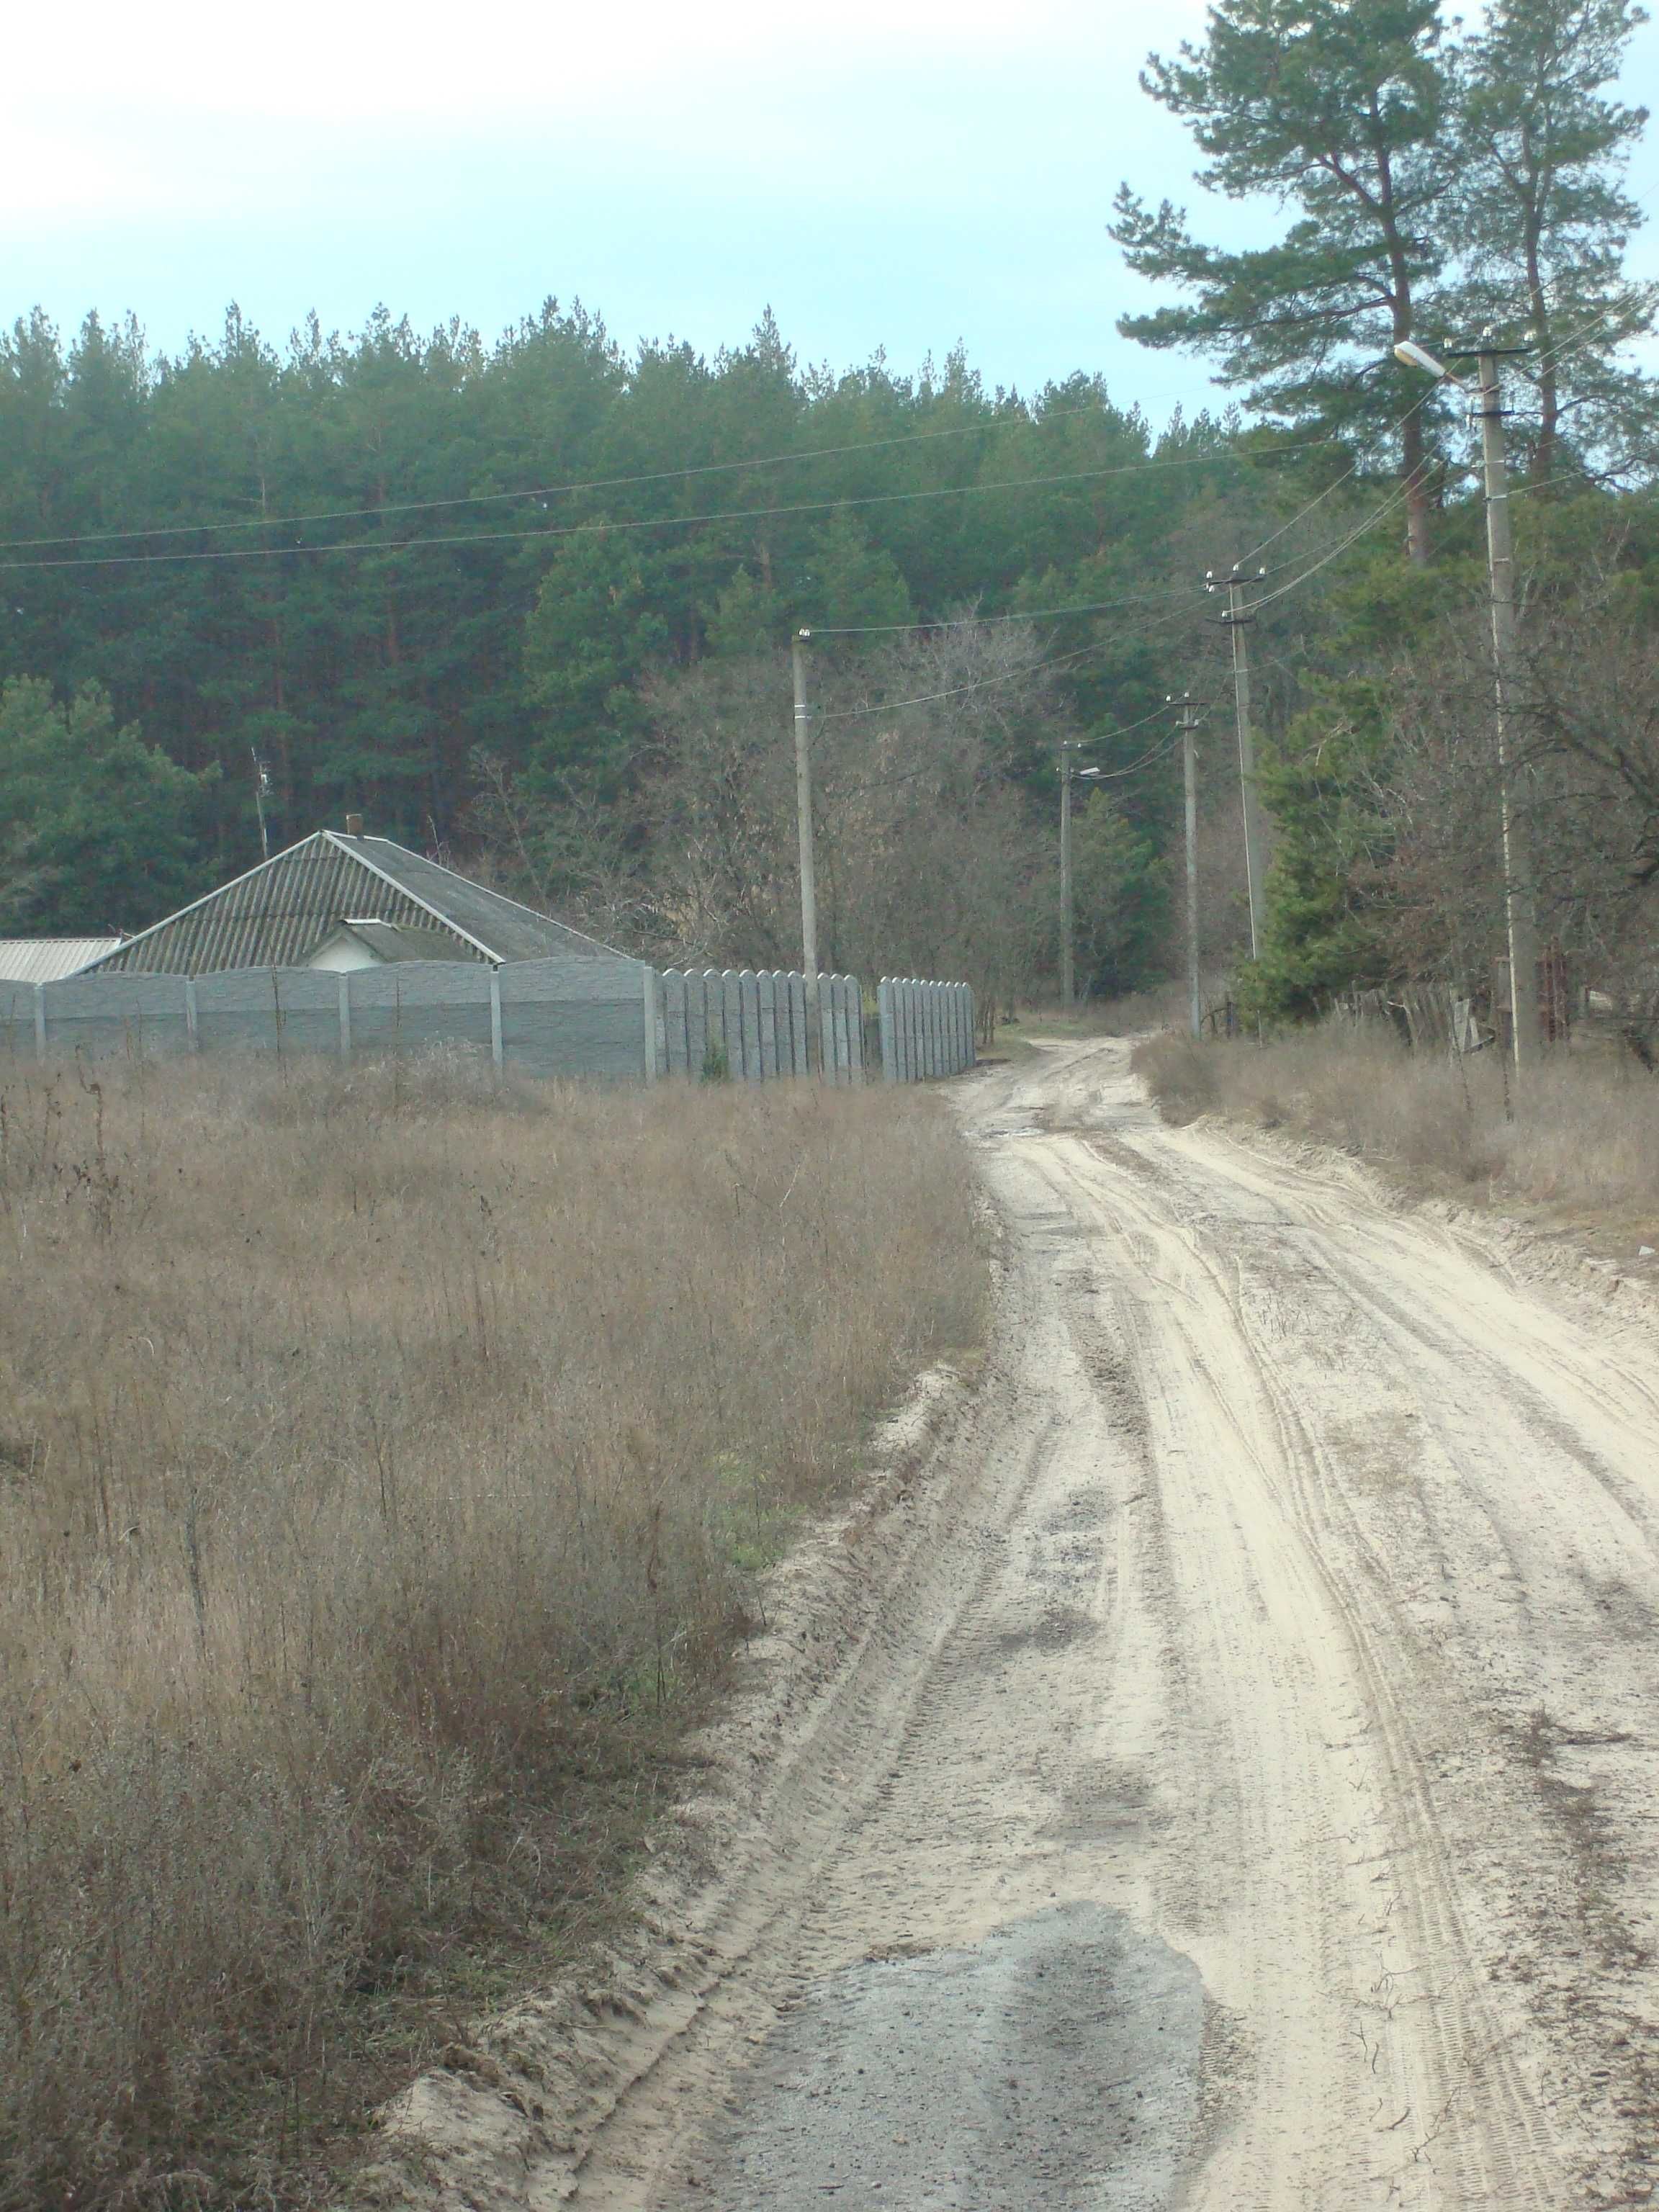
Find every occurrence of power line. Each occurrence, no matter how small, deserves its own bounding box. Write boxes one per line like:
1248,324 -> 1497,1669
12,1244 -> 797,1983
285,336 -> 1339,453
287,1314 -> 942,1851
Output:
816,591 -> 1210,724
0,418 -> 1333,560
1229,292 -> 1647,575
817,641 -> 1100,721
0,403 -> 1100,552
1231,384 -> 1441,570
0,454 -> 1332,575
813,579 -> 1211,637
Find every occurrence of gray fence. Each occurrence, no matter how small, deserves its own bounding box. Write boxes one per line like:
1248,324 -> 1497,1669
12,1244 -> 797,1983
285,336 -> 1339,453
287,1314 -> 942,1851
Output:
878,978 -> 976,1082
655,969 -> 863,1082
2,958 -> 974,1088
1,956 -> 659,1084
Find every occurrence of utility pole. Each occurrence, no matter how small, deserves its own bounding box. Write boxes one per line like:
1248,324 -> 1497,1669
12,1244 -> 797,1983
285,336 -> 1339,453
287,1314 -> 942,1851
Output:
1473,343 -> 1542,1070
1209,565 -> 1268,958
251,749 -> 271,863
1394,335 -> 1542,1076
1173,693 -> 1206,1038
1058,739 -> 1090,1007
791,627 -> 822,1073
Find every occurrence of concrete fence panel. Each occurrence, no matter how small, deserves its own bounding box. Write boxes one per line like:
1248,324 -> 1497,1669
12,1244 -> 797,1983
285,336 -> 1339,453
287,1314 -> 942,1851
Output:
878,976 -> 976,1083
34,973 -> 192,1061
662,969 -> 691,1076
191,967 -> 343,1059
344,963 -> 495,1062
498,956 -> 650,1080
739,971 -> 762,1080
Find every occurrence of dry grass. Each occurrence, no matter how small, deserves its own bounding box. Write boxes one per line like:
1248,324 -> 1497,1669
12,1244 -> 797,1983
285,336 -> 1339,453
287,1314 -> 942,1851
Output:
0,1048 -> 981,2211
1133,1022 -> 1659,1233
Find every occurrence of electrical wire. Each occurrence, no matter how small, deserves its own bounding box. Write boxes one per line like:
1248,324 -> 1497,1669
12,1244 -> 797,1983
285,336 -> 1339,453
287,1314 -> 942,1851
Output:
0,418 -> 1334,559
1236,298 -> 1653,619
0,403 -> 1099,551
817,640 -> 1100,721
811,580 -> 1212,637
1230,384 -> 1442,572
816,590 -> 1214,724
0,454 -> 1336,575
1078,733 -> 1182,781
1228,291 -> 1649,576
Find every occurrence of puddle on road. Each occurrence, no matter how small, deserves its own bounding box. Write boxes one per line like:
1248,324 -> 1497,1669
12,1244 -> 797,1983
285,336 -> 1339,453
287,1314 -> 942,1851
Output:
678,1903 -> 1205,2209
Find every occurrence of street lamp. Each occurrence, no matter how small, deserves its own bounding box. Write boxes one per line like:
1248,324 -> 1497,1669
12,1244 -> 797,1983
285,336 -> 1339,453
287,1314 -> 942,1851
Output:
1393,336 -> 1542,1071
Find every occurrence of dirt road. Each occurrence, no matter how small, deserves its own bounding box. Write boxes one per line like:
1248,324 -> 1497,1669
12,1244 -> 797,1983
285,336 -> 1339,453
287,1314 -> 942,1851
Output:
428,1039 -> 1659,2210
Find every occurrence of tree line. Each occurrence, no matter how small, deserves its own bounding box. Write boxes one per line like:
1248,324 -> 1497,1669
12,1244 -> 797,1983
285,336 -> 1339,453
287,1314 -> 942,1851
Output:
1,0 -> 1655,1021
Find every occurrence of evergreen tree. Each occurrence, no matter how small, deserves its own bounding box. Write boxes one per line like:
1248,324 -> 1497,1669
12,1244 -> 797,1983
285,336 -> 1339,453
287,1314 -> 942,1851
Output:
1110,0 -> 1460,562
1240,684 -> 1393,1019
1455,0 -> 1657,482
0,678 -> 211,932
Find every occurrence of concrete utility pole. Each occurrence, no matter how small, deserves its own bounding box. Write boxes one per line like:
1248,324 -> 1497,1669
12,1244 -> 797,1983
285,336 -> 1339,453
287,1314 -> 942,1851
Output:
1473,344 -> 1542,1071
1173,693 -> 1206,1039
1395,336 -> 1542,1076
1058,739 -> 1092,1007
791,627 -> 822,1073
1210,566 -> 1269,960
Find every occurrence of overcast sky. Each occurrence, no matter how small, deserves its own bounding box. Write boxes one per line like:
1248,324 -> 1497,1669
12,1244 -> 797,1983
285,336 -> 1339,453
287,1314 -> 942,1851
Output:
5,0 -> 1657,424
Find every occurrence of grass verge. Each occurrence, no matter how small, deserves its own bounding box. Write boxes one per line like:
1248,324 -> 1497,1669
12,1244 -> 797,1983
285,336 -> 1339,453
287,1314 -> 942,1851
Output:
0,1048 -> 981,2210
1131,1022 -> 1659,1250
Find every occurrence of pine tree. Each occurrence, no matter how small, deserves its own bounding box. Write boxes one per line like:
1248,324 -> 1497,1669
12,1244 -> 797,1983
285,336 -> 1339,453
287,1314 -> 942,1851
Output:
1455,0 -> 1657,484
1110,0 -> 1460,562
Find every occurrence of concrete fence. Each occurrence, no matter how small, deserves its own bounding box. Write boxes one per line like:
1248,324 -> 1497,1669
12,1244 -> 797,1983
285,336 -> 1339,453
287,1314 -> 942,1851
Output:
878,978 -> 976,1082
655,969 -> 863,1083
1,956 -> 660,1083
3,958 -> 972,1087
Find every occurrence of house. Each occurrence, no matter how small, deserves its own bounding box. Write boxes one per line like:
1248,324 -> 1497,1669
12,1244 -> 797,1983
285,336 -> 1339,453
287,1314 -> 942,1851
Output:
0,938 -> 123,984
77,823 -> 622,976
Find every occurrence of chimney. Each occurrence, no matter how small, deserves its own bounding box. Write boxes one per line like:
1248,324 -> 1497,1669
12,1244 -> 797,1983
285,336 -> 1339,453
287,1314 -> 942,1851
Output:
344,813 -> 364,837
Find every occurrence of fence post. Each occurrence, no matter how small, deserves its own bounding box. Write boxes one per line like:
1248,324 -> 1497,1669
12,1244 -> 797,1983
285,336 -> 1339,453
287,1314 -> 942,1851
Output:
184,976 -> 199,1053
642,966 -> 660,1084
34,984 -> 45,1064
488,971 -> 503,1069
758,972 -> 779,1079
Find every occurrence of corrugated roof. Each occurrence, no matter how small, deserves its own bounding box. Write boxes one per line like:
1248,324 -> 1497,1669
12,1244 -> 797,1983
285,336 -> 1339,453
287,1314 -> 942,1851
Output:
81,831 -> 629,976
345,837 -> 623,963
0,938 -> 122,984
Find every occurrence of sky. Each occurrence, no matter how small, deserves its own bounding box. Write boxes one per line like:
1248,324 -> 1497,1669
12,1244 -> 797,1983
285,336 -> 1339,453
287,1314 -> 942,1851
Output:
4,0 -> 1658,426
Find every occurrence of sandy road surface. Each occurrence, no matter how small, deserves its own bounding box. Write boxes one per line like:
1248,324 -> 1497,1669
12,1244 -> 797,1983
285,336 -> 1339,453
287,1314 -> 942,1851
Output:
459,1039 -> 1659,2211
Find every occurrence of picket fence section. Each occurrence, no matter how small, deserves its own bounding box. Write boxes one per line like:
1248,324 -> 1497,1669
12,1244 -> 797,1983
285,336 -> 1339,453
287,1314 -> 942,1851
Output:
655,968 -> 863,1083
878,978 -> 976,1082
